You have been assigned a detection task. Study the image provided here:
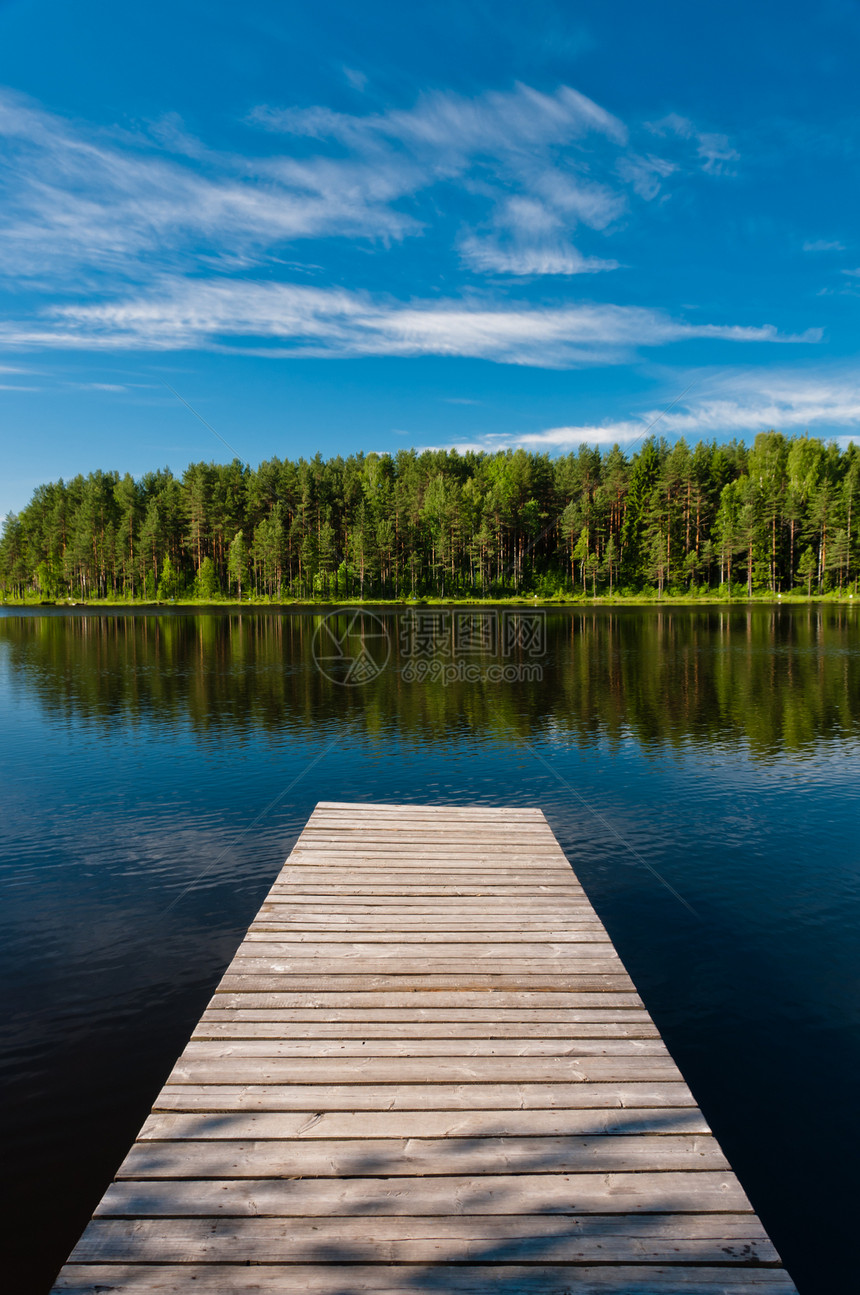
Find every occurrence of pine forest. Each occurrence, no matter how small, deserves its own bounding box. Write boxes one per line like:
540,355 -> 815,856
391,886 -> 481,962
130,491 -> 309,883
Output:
2,431 -> 859,602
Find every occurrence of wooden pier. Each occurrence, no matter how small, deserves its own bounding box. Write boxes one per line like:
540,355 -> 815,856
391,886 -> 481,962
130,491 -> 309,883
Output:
53,802 -> 797,1293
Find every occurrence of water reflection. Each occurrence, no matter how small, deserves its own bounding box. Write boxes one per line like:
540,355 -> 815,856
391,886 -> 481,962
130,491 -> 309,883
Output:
2,605 -> 857,755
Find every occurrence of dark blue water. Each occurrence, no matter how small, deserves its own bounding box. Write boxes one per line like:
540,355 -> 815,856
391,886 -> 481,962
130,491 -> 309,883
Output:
1,605 -> 858,1293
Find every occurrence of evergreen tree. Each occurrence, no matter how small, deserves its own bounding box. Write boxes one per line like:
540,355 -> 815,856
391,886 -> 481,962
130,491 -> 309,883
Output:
227,531 -> 249,600
193,556 -> 218,600
157,556 -> 180,600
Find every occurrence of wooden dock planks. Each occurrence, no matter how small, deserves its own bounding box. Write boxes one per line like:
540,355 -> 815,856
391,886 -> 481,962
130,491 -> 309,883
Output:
53,802 -> 798,1293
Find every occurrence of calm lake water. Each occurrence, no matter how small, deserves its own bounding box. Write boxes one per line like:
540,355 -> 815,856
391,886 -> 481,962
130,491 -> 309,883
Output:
1,604 -> 859,1293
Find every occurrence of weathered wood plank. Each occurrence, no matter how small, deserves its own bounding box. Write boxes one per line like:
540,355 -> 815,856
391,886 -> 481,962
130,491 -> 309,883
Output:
215,974 -> 638,991
277,864 -> 579,875
230,942 -> 618,960
288,856 -> 572,867
67,1213 -> 780,1265
308,806 -> 546,814
180,1038 -> 670,1057
52,1265 -> 800,1293
280,876 -> 577,884
246,927 -> 612,941
304,823 -> 558,831
287,846 -> 572,855
268,884 -> 579,894
313,802 -> 546,816
250,920 -> 607,931
293,832 -> 568,842
264,885 -> 585,893
265,896 -> 588,905
138,1108 -> 712,1140
223,960 -> 628,976
307,809 -> 551,821
264,902 -> 590,911
299,844 -> 571,852
192,1022 -> 662,1041
209,990 -> 646,1008
303,807 -> 552,823
263,891 -> 589,899
153,1081 -> 698,1110
284,864 -> 574,875
116,1134 -> 729,1179
96,1170 -> 752,1216
304,824 -> 557,837
238,937 -> 614,954
300,831 -> 564,844
261,902 -> 590,911
166,1056 -> 685,1084
202,999 -> 648,1015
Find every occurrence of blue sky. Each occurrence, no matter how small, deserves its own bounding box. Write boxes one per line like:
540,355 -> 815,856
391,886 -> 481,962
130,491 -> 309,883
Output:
1,0 -> 860,516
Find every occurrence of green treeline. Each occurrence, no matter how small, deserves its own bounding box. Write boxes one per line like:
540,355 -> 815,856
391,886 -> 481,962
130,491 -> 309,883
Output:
2,431 -> 859,601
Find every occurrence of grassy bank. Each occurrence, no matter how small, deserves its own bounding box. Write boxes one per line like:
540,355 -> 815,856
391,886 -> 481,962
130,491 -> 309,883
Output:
3,590 -> 858,610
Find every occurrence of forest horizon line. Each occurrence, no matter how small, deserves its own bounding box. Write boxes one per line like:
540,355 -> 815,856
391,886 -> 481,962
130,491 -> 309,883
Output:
2,431 -> 858,602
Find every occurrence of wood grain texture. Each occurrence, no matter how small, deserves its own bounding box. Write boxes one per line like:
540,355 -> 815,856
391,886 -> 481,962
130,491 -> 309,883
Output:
51,802 -> 797,1294
137,1108 -> 712,1140
54,1264 -> 799,1293
66,1214 -> 780,1265
96,1169 -> 752,1215
114,1133 -> 731,1178
182,1036 -> 669,1054
214,974 -> 638,991
209,990 -> 646,1007
152,1080 -> 701,1111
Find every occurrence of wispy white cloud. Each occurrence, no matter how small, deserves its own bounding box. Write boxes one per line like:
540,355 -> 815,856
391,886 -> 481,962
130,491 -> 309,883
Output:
0,79 -> 634,296
252,82 -> 637,279
0,278 -> 819,366
0,88 -> 417,290
653,369 -> 860,437
342,66 -> 368,93
71,382 -> 128,391
253,83 -> 746,280
253,82 -> 628,152
459,236 -> 619,277
448,419 -> 646,453
615,153 -> 677,200
458,189 -> 621,277
445,368 -> 860,454
647,113 -> 739,176
804,239 -> 845,252
0,81 -> 753,362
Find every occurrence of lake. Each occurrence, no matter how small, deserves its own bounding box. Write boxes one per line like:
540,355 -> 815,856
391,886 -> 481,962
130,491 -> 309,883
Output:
1,604 -> 858,1293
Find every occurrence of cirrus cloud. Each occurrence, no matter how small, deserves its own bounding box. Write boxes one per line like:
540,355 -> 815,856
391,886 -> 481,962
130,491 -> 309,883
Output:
0,78 -> 738,304
443,368 -> 860,455
0,278 -> 820,367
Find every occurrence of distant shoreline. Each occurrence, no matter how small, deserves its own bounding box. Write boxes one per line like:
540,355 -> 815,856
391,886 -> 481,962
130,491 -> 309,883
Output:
2,592 -> 857,610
